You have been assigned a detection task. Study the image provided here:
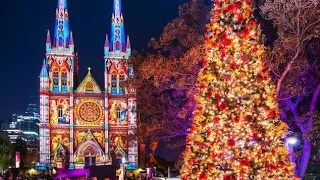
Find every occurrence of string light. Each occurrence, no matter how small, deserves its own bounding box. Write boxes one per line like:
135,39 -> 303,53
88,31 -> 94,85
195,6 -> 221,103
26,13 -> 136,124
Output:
180,0 -> 297,179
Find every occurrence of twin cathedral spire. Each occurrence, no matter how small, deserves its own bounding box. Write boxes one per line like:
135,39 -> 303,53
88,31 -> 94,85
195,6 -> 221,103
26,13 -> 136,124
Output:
41,0 -> 132,94
43,0 -> 130,59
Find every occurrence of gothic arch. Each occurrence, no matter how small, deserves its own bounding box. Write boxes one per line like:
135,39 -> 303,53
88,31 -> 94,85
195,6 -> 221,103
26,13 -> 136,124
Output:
75,140 -> 104,158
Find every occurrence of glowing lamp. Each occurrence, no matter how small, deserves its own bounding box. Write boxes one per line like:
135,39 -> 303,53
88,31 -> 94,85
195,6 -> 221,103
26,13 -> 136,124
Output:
286,137 -> 298,145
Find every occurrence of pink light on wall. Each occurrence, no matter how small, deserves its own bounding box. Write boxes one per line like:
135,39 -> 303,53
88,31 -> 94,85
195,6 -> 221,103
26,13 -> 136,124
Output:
16,152 -> 20,168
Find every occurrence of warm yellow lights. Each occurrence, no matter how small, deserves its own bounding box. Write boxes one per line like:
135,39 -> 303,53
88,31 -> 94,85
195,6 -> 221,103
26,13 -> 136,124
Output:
180,0 -> 296,179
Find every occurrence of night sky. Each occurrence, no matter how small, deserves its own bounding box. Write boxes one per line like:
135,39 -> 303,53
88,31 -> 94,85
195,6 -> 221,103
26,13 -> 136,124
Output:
0,0 -> 189,121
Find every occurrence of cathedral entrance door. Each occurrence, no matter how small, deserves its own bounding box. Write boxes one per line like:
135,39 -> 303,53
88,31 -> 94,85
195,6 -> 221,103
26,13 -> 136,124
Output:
84,147 -> 97,167
85,156 -> 96,167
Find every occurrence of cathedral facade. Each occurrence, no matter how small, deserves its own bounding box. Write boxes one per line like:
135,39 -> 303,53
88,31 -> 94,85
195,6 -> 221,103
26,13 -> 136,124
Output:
39,0 -> 138,169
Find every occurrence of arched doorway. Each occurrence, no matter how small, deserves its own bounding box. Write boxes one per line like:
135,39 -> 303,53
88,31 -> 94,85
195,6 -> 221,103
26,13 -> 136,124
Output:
75,137 -> 105,167
84,146 -> 97,167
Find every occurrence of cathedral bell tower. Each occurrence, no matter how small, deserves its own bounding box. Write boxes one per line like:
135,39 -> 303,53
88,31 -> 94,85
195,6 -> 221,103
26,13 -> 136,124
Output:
104,0 -> 138,166
39,0 -> 78,166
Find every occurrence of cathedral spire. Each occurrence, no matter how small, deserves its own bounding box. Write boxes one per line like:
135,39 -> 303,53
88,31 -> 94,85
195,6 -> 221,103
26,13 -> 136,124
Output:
104,34 -> 109,56
69,31 -> 74,51
126,35 -> 131,56
109,0 -> 126,52
46,29 -> 51,52
39,59 -> 49,78
53,0 -> 70,48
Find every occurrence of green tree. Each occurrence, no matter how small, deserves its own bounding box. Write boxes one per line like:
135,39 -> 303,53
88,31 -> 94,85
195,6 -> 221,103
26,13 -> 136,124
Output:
0,137 -> 13,174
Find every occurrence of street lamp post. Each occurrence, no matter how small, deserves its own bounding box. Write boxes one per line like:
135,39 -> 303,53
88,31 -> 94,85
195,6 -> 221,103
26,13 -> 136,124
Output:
286,136 -> 298,175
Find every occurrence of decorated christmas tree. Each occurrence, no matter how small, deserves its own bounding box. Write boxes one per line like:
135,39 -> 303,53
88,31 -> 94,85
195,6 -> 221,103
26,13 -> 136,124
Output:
180,0 -> 296,179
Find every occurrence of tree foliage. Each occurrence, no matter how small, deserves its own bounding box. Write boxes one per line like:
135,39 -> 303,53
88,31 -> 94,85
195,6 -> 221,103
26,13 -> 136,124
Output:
130,0 -> 212,144
260,0 -> 320,178
0,137 -> 13,173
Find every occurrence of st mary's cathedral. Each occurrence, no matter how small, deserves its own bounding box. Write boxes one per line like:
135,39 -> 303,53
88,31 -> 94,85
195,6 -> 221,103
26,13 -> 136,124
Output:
39,0 -> 138,169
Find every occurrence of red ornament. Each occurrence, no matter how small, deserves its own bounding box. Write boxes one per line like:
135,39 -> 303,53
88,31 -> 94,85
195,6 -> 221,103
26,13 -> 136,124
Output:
277,161 -> 285,166
199,82 -> 206,89
237,14 -> 244,23
230,62 -> 239,70
200,120 -> 206,127
220,32 -> 227,39
268,109 -> 277,118
233,1 -> 242,9
211,152 -> 217,158
266,163 -> 277,170
204,34 -> 210,41
223,175 -> 234,180
232,117 -> 240,123
239,159 -> 250,166
220,49 -> 226,58
199,173 -> 208,180
206,90 -> 213,98
259,92 -> 264,99
252,133 -> 259,140
222,38 -> 232,47
227,139 -> 236,146
244,115 -> 253,122
206,129 -> 211,137
218,102 -> 228,111
202,59 -> 207,67
223,74 -> 232,81
226,4 -> 234,12
245,0 -> 252,5
213,117 -> 221,123
197,106 -> 203,112
241,55 -> 250,64
240,28 -> 249,37
252,47 -> 258,53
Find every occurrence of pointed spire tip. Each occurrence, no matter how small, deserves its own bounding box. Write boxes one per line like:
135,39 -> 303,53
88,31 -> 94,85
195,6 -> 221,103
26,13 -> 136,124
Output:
105,34 -> 109,48
46,29 -> 51,45
69,30 -> 74,46
126,35 -> 131,50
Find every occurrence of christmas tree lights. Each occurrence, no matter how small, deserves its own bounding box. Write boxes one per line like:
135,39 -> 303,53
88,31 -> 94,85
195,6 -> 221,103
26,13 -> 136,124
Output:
180,0 -> 296,179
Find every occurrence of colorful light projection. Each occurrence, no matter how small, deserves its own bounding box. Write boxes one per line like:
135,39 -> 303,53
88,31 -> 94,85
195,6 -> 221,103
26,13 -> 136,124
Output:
109,100 -> 127,126
74,130 -> 105,165
74,99 -> 104,126
50,98 -> 70,124
109,133 -> 127,159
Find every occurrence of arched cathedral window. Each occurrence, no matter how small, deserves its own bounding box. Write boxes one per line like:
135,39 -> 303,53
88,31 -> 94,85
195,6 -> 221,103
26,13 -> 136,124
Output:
61,72 -> 67,92
119,74 -> 125,95
58,106 -> 63,119
111,74 -> 117,94
116,108 -> 121,120
53,72 -> 59,92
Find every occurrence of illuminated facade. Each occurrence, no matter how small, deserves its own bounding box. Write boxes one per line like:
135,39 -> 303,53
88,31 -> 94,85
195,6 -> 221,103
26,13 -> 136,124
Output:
39,0 -> 138,169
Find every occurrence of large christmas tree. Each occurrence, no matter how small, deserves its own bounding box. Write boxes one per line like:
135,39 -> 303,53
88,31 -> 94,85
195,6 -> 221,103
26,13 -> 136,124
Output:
180,0 -> 296,179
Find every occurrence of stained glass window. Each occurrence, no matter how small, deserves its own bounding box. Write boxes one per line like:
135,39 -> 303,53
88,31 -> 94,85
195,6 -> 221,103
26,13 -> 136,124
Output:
58,106 -> 63,119
53,72 -> 59,92
116,108 -> 121,120
61,72 -> 67,92
119,74 -> 125,95
111,75 -> 117,94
